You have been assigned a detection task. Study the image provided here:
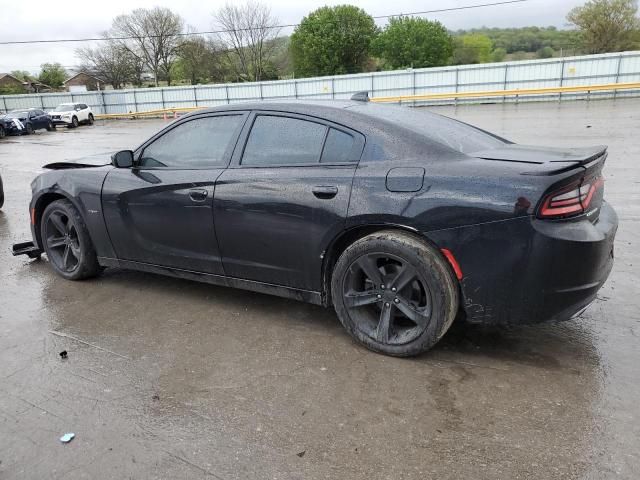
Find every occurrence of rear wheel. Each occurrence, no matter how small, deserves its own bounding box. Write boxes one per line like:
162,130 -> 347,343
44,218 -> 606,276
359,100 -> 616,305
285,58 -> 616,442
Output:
41,199 -> 101,280
87,113 -> 94,125
331,231 -> 459,357
0,175 -> 4,208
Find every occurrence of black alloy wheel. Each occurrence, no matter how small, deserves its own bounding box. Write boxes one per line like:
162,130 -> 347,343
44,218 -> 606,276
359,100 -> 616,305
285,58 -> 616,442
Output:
342,253 -> 432,345
25,122 -> 34,134
71,116 -> 79,128
331,231 -> 459,357
41,199 -> 101,280
44,210 -> 81,273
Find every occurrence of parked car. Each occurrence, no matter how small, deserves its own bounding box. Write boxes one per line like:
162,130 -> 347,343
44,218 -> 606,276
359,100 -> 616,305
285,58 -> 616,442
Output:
12,97 -> 617,357
49,103 -> 94,128
0,114 -> 16,138
5,109 -> 53,134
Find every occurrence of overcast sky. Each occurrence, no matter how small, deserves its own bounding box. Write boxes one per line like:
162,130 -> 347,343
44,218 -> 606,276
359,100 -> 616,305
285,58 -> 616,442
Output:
0,0 -> 585,74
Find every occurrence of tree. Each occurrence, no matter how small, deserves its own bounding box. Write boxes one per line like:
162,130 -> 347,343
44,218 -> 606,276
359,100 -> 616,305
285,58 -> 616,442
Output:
111,7 -> 184,86
567,0 -> 640,53
492,47 -> 507,62
76,39 -> 138,89
290,5 -> 378,77
537,46 -> 555,58
174,36 -> 228,84
38,63 -> 67,88
213,2 -> 281,81
372,17 -> 452,69
10,70 -> 31,82
452,34 -> 493,65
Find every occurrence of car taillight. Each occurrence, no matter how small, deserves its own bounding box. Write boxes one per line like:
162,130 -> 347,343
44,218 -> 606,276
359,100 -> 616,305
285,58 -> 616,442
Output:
538,175 -> 604,219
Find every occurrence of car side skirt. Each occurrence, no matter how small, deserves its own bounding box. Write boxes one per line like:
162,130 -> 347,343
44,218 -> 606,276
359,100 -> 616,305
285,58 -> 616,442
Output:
98,257 -> 324,306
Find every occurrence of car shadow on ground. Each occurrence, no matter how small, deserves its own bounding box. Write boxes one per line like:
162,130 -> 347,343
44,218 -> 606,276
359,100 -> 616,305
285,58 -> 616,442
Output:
23,258 -> 601,373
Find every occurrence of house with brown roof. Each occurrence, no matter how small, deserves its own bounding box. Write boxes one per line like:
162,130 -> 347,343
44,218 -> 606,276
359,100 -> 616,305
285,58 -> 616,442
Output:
64,72 -> 104,92
0,73 -> 27,93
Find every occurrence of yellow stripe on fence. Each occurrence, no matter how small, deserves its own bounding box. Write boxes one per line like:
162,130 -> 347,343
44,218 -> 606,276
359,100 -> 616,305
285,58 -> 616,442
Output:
370,81 -> 640,103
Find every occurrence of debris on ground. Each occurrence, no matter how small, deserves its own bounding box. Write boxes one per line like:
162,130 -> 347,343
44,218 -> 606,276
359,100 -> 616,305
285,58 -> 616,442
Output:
296,451 -> 306,458
59,350 -> 68,359
60,433 -> 75,443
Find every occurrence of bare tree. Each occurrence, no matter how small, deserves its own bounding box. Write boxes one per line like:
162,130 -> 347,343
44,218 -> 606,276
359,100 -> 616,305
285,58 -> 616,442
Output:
76,38 -> 136,89
213,1 -> 281,81
111,7 -> 184,86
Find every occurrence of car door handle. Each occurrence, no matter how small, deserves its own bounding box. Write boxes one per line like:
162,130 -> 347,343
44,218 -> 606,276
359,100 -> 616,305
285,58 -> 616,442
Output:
312,186 -> 338,199
189,189 -> 208,202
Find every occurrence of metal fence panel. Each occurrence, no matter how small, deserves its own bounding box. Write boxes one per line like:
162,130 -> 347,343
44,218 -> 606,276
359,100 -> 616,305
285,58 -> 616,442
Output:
2,51 -> 639,113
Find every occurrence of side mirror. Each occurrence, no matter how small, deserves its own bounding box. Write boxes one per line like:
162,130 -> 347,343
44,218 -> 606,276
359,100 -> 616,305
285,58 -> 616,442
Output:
111,150 -> 134,168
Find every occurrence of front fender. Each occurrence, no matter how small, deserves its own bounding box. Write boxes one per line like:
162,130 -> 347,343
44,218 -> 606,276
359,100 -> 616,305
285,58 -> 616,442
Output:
30,167 -> 116,259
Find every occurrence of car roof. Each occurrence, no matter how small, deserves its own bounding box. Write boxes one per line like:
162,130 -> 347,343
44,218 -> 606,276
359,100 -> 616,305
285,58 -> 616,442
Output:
189,99 -> 446,132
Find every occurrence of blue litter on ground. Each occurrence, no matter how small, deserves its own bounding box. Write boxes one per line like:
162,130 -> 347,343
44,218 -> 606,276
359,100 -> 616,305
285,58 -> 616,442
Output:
60,433 -> 75,443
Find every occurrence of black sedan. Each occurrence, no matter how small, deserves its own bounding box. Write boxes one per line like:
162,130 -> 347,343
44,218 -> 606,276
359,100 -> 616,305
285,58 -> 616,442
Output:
13,98 -> 617,356
5,109 -> 53,134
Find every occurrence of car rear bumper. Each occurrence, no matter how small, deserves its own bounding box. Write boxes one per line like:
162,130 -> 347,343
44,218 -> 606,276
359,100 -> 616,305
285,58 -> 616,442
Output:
426,202 -> 618,325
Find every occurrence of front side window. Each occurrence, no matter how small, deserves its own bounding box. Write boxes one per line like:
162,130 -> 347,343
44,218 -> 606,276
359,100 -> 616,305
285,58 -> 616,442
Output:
242,115 -> 327,166
140,115 -> 243,168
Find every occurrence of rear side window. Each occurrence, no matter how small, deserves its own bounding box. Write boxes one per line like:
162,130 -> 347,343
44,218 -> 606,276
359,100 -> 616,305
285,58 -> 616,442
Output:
140,115 -> 242,168
242,115 -> 327,166
321,129 -> 354,163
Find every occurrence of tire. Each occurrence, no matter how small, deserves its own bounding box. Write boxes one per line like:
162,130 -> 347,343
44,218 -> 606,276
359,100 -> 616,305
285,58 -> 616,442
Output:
71,116 -> 79,128
331,230 -> 459,357
87,113 -> 94,125
46,121 -> 54,131
25,122 -> 34,135
0,125 -> 5,139
0,175 -> 4,209
41,199 -> 101,280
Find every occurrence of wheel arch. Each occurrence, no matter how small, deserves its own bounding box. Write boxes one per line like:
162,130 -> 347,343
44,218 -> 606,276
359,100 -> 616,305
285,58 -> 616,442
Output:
32,191 -> 84,249
321,223 -> 455,307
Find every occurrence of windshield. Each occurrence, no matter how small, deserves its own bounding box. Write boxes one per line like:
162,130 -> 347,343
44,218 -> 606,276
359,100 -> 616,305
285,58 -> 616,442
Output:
351,103 -> 508,154
54,104 -> 75,112
7,111 -> 28,118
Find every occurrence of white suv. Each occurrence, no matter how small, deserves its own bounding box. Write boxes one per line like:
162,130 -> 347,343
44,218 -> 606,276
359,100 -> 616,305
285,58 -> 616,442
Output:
49,103 -> 94,128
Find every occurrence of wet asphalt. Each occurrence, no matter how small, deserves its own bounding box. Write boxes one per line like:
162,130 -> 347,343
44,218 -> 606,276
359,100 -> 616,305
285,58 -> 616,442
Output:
0,99 -> 638,479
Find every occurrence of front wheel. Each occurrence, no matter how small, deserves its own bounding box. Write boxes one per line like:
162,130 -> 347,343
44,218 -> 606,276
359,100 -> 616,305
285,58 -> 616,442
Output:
25,123 -> 34,135
331,231 -> 459,357
46,121 -> 54,131
41,199 -> 101,280
0,125 -> 5,139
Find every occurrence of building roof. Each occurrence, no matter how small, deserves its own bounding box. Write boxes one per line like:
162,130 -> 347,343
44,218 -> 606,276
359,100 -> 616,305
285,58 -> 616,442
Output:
0,73 -> 24,83
64,71 -> 104,84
